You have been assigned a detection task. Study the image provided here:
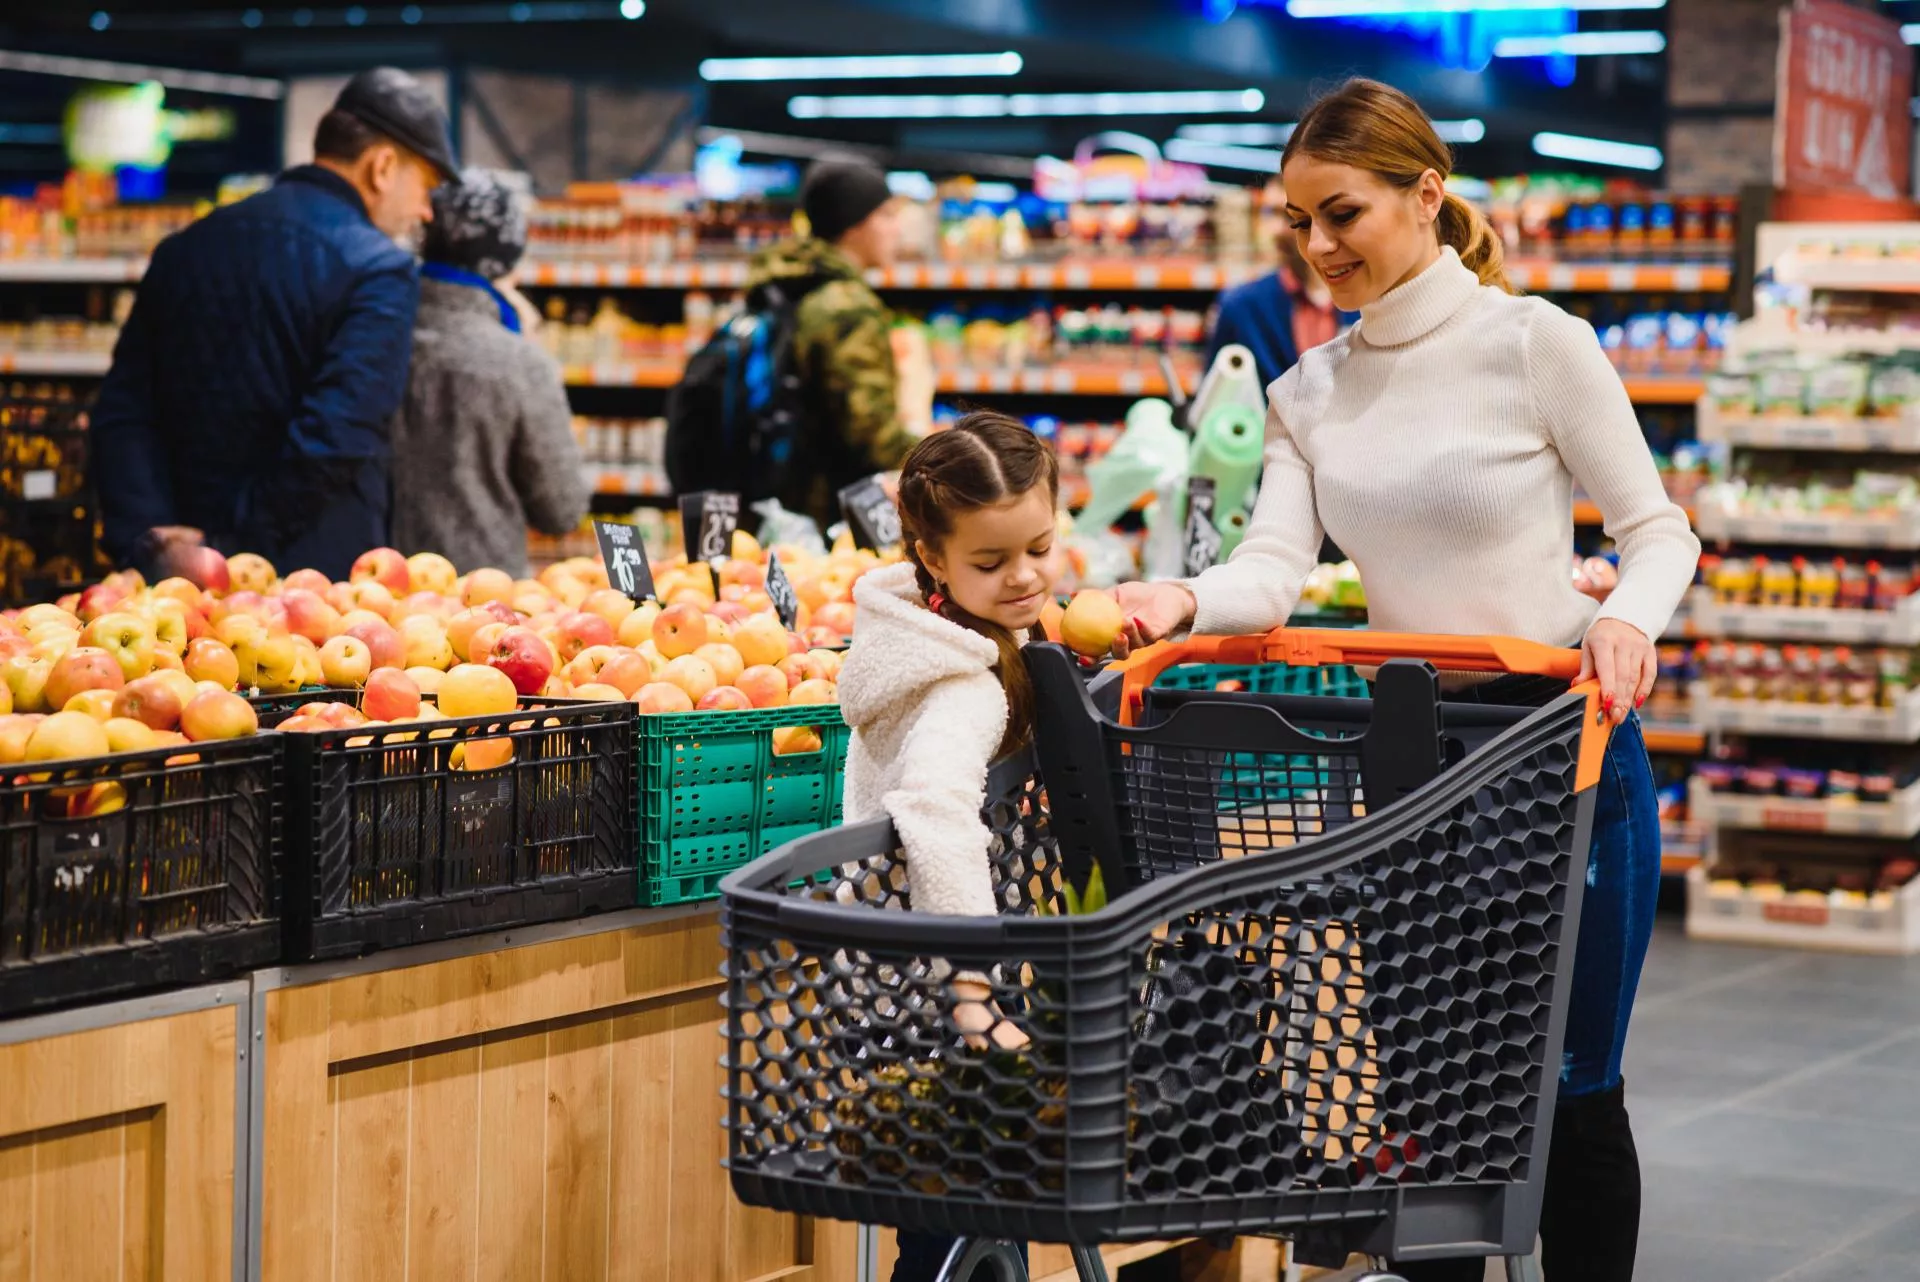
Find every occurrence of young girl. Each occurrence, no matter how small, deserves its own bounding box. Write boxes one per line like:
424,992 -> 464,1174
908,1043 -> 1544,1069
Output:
834,410 -> 1059,1282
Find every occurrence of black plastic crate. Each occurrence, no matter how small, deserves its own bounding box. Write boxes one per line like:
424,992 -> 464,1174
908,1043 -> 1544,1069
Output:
255,690 -> 638,960
0,396 -> 89,504
0,733 -> 281,1016
722,645 -> 1601,1265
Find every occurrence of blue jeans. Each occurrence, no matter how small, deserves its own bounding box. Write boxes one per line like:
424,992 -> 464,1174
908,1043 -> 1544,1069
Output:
1561,710 -> 1663,1098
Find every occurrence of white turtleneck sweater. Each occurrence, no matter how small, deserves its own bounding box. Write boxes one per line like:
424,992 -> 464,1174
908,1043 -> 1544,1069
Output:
1188,247 -> 1700,648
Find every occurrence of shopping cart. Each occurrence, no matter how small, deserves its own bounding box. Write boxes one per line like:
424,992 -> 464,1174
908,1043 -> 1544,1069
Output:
720,629 -> 1611,1282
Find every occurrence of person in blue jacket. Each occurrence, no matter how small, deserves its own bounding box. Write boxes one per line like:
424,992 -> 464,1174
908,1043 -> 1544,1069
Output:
93,67 -> 458,582
1205,225 -> 1348,390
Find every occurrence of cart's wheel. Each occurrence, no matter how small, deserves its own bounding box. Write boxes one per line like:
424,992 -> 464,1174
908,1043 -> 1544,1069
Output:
935,1239 -> 1030,1282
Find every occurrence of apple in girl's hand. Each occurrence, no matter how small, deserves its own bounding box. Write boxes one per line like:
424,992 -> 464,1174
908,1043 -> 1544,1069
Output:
1060,590 -> 1124,658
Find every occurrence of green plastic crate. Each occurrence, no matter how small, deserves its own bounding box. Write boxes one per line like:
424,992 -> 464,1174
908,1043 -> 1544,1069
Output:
637,704 -> 851,906
1154,661 -> 1369,698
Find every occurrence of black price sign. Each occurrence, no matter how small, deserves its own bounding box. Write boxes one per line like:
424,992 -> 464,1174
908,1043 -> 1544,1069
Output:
593,519 -> 655,602
1183,475 -> 1224,578
679,491 -> 740,568
838,475 -> 903,552
765,552 -> 800,631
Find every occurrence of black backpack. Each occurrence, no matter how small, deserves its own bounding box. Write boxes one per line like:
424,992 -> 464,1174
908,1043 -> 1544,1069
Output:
665,275 -> 829,505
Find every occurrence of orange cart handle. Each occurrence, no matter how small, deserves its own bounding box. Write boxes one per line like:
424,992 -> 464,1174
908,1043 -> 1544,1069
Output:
1111,627 -> 1610,790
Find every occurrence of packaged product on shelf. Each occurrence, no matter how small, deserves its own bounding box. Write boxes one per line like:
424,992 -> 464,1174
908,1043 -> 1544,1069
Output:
1754,365 -> 1810,417
1869,359 -> 1920,418
1807,361 -> 1872,418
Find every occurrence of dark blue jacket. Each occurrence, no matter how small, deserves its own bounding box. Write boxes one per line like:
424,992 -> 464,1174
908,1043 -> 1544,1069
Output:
1206,272 -> 1357,391
93,165 -> 420,580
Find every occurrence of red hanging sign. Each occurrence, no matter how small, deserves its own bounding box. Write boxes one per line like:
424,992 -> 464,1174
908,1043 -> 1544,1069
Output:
1775,0 -> 1913,200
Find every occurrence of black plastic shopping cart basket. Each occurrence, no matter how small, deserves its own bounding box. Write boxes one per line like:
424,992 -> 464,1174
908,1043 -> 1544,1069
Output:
720,628 -> 1613,1282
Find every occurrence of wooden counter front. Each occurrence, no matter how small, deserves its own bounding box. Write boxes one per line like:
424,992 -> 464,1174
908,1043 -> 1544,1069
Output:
0,985 -> 243,1280
257,907 -> 855,1282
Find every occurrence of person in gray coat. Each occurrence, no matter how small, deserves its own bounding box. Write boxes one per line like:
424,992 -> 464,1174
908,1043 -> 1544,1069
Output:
390,169 -> 587,576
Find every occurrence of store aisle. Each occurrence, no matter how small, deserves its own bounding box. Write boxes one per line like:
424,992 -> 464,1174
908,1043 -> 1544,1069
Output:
1626,922 -> 1920,1282
1319,923 -> 1920,1282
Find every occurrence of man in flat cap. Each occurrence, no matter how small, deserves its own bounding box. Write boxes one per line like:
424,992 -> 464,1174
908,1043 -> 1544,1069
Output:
95,66 -> 458,580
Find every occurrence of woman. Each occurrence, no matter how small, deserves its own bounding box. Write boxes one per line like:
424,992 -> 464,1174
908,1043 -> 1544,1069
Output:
390,169 -> 588,576
1206,204 -> 1347,390
1119,79 -> 1698,1282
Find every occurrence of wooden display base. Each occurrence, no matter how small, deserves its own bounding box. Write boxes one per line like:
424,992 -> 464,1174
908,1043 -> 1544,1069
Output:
257,906 -> 855,1282
0,984 -> 245,1280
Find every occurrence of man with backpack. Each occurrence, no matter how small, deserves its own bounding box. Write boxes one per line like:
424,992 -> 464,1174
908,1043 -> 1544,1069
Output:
667,159 -> 926,529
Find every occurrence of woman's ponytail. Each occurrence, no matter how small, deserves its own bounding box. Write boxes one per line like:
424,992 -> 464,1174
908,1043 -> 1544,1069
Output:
1438,190 -> 1513,294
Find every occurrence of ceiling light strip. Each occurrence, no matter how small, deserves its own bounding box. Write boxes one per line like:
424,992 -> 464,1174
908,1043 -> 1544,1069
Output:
700,52 -> 1022,81
790,89 -> 1265,120
0,48 -> 284,98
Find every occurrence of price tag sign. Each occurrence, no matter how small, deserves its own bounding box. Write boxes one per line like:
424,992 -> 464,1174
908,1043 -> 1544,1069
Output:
592,519 -> 655,603
679,491 -> 740,568
1183,476 -> 1224,577
838,476 -> 903,552
765,552 -> 800,631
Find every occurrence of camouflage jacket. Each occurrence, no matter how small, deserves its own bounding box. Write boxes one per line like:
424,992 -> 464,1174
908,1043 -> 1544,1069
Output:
747,238 -> 915,525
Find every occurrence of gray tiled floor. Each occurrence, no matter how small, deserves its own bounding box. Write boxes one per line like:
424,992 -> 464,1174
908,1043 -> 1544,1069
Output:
1321,920 -> 1920,1281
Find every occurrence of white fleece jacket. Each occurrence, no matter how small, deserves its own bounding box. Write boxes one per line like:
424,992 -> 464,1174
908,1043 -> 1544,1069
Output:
838,562 -> 1008,917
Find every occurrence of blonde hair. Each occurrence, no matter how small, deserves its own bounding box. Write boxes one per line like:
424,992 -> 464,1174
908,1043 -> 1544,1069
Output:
1282,78 -> 1512,294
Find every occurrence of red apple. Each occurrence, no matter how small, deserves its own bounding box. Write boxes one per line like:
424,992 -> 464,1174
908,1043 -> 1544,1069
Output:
486,626 -> 555,696
696,686 -> 752,712
181,690 -> 258,741
45,647 -> 126,711
552,610 -> 615,663
652,604 -> 708,660
632,682 -> 695,714
283,568 -> 332,595
736,665 -> 789,709
175,545 -> 230,594
112,675 -> 184,732
362,668 -> 422,723
351,546 -> 412,597
344,618 -> 405,671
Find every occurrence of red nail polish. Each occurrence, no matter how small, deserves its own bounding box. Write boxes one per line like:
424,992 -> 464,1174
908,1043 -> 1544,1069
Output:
1634,695 -> 1645,709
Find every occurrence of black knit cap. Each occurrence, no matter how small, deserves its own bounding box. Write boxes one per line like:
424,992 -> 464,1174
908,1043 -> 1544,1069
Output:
802,160 -> 893,244
333,67 -> 459,182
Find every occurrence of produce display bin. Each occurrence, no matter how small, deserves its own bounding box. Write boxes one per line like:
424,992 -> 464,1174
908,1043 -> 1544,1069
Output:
1153,660 -> 1369,699
0,733 -> 281,1015
636,703 -> 850,907
254,691 -> 636,960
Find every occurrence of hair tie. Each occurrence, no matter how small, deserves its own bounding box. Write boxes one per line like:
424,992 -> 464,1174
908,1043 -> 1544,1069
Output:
927,591 -> 947,614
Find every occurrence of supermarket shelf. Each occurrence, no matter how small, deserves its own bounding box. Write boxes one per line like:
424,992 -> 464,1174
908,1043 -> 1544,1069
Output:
1573,499 -> 1696,526
1690,686 -> 1920,742
1693,507 -> 1920,550
1689,776 -> 1920,838
0,351 -> 112,375
1696,403 -> 1920,452
1642,723 -> 1706,754
1772,255 -> 1920,294
1732,326 -> 1918,361
935,365 -> 1200,396
562,361 -> 684,388
1622,377 -> 1707,405
1689,596 -> 1920,645
521,257 -> 1732,294
0,257 -> 146,282
1687,865 -> 1920,955
560,358 -> 1200,396
1663,853 -> 1703,876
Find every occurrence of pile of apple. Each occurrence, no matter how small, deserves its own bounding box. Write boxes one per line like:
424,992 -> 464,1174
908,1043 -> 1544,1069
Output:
0,530 -> 878,767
